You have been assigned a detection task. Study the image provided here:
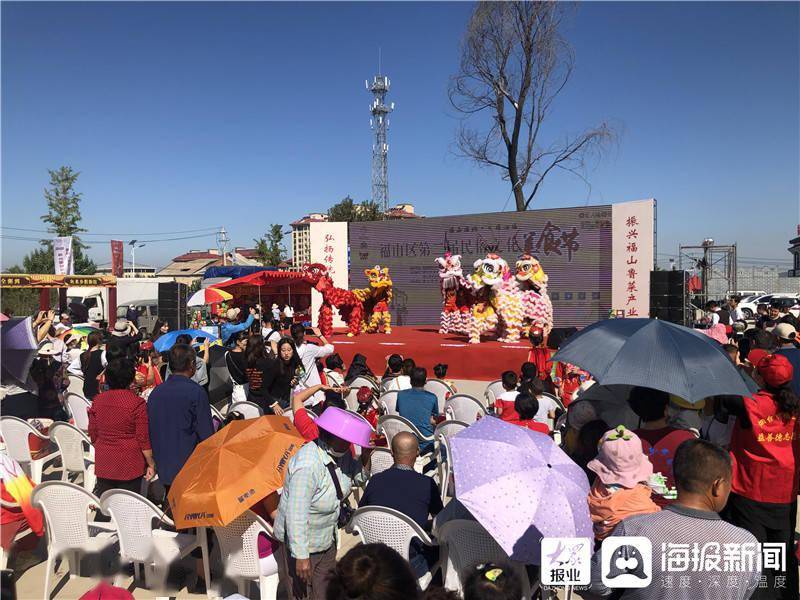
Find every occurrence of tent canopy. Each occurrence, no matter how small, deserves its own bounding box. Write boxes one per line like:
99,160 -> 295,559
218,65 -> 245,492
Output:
214,270 -> 311,309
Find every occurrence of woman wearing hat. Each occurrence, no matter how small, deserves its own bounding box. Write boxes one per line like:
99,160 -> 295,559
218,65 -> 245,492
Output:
273,406 -> 371,599
586,426 -> 661,543
720,353 -> 800,599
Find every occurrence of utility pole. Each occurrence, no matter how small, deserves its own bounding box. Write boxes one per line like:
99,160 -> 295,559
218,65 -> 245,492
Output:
217,227 -> 230,266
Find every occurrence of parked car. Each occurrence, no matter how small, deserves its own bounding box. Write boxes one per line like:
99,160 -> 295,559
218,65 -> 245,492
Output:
738,293 -> 800,319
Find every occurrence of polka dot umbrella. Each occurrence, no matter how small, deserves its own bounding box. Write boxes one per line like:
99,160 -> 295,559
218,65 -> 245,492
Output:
449,416 -> 592,563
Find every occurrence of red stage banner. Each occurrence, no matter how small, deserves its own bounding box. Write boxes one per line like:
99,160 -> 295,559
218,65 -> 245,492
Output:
110,240 -> 124,277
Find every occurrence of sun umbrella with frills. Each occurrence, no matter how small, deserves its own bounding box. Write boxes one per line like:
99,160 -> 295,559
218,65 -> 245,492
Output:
449,417 -> 592,563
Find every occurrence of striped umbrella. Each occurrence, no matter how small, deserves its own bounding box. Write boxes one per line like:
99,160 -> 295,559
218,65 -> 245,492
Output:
187,287 -> 233,307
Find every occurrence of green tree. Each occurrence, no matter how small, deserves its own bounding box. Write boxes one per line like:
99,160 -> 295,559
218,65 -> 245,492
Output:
22,167 -> 96,274
253,224 -> 287,266
327,196 -> 382,222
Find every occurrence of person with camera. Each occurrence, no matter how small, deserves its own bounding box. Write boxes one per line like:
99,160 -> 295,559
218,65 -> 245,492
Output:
273,407 -> 371,600
290,324 -> 334,408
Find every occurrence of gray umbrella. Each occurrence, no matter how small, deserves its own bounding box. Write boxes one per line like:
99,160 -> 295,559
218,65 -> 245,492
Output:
552,318 -> 752,403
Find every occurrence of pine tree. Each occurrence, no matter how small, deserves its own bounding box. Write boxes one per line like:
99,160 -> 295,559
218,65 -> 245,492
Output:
18,166 -> 96,274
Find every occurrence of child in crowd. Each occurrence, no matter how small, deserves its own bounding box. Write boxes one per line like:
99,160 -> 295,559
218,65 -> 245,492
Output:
433,363 -> 457,394
518,375 -> 559,427
494,370 -> 519,421
322,353 -> 346,387
587,425 -> 660,542
505,393 -> 550,434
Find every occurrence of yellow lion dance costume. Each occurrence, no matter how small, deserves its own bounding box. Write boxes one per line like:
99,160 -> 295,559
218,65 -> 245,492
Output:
353,266 -> 393,334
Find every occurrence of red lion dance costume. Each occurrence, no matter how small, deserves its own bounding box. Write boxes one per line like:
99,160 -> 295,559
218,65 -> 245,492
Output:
301,263 -> 364,337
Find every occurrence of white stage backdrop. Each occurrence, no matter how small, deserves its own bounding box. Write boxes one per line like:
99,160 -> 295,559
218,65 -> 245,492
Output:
611,199 -> 655,318
309,222 -> 349,328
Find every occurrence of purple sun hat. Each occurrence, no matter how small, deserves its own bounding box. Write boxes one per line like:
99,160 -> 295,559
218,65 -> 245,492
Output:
315,406 -> 372,447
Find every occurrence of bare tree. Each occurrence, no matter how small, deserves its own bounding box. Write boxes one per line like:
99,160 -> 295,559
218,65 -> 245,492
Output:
450,2 -> 614,211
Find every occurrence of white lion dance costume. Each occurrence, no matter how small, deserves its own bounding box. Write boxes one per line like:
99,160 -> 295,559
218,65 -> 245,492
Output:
435,253 -> 473,334
467,254 -> 527,344
515,254 -> 554,337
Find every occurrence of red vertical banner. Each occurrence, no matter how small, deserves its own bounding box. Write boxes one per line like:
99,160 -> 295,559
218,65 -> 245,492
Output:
110,240 -> 124,277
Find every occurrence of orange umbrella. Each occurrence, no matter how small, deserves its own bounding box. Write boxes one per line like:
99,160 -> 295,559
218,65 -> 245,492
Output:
167,415 -> 306,529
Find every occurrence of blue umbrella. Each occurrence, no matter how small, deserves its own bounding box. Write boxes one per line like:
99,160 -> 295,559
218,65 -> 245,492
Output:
153,329 -> 219,353
552,318 -> 752,403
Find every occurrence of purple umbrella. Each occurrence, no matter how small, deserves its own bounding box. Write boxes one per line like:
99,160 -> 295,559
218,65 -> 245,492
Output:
449,417 -> 592,563
0,317 -> 38,382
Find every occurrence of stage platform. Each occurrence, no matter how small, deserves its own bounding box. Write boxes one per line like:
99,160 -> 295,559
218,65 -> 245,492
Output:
325,326 -> 531,382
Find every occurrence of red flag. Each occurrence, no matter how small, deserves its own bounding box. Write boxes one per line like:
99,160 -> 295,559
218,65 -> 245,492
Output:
110,240 -> 124,277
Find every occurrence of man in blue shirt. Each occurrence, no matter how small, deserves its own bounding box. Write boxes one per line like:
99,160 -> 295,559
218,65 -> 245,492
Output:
396,367 -> 439,454
147,344 -> 215,489
219,307 -> 255,346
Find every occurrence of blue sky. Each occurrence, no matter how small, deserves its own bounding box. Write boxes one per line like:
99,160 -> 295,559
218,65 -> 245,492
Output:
2,1 -> 798,270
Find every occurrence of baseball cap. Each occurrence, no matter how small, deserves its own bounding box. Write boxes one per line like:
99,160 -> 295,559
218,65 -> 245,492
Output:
756,353 -> 793,388
773,323 -> 797,342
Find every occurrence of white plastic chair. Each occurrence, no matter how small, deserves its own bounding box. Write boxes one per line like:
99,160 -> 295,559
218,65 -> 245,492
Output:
0,416 -> 61,484
228,401 -> 264,419
377,415 -> 434,447
49,422 -> 95,491
213,510 -> 279,600
434,421 -> 468,500
444,394 -> 487,425
437,519 -> 534,598
484,380 -> 505,408
210,404 -> 225,427
65,392 -> 92,431
31,481 -> 118,599
100,489 -> 209,593
345,377 -> 378,412
424,379 -> 454,414
347,506 -> 441,589
377,415 -> 434,472
378,390 -> 399,415
324,369 -> 344,387
66,374 -> 85,397
368,447 -> 395,477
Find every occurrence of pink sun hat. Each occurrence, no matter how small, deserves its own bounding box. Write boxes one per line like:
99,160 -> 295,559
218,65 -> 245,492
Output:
587,425 -> 653,489
315,406 -> 373,448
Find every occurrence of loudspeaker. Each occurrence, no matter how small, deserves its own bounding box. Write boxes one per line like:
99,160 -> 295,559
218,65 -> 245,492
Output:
650,271 -> 686,324
158,282 -> 188,331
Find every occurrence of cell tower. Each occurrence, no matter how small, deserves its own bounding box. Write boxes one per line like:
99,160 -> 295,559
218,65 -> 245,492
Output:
366,65 -> 394,215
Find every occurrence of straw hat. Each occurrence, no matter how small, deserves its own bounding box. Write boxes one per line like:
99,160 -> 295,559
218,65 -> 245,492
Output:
112,319 -> 130,337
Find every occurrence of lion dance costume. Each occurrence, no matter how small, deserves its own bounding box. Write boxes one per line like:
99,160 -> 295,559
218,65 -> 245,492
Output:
353,266 -> 393,334
515,254 -> 554,337
301,263 -> 364,337
435,253 -> 473,335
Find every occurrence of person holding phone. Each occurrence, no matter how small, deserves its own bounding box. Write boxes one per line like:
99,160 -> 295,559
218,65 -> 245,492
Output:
290,324 -> 334,408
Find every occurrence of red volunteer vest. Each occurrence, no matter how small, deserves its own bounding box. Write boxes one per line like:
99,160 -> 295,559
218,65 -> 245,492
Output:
729,390 -> 800,504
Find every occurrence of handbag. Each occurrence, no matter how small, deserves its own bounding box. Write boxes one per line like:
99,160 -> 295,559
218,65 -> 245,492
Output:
324,462 -> 355,529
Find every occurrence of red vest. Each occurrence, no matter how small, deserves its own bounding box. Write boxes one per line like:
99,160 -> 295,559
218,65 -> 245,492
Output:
729,391 -> 800,504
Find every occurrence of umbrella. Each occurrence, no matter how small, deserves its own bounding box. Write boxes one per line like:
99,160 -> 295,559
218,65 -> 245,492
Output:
187,287 -> 233,307
167,416 -> 306,529
153,329 -> 219,353
0,317 -> 39,382
552,318 -> 753,403
450,417 -> 592,563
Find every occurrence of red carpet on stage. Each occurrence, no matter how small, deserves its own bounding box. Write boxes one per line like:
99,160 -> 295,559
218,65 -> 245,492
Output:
326,326 -> 531,382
